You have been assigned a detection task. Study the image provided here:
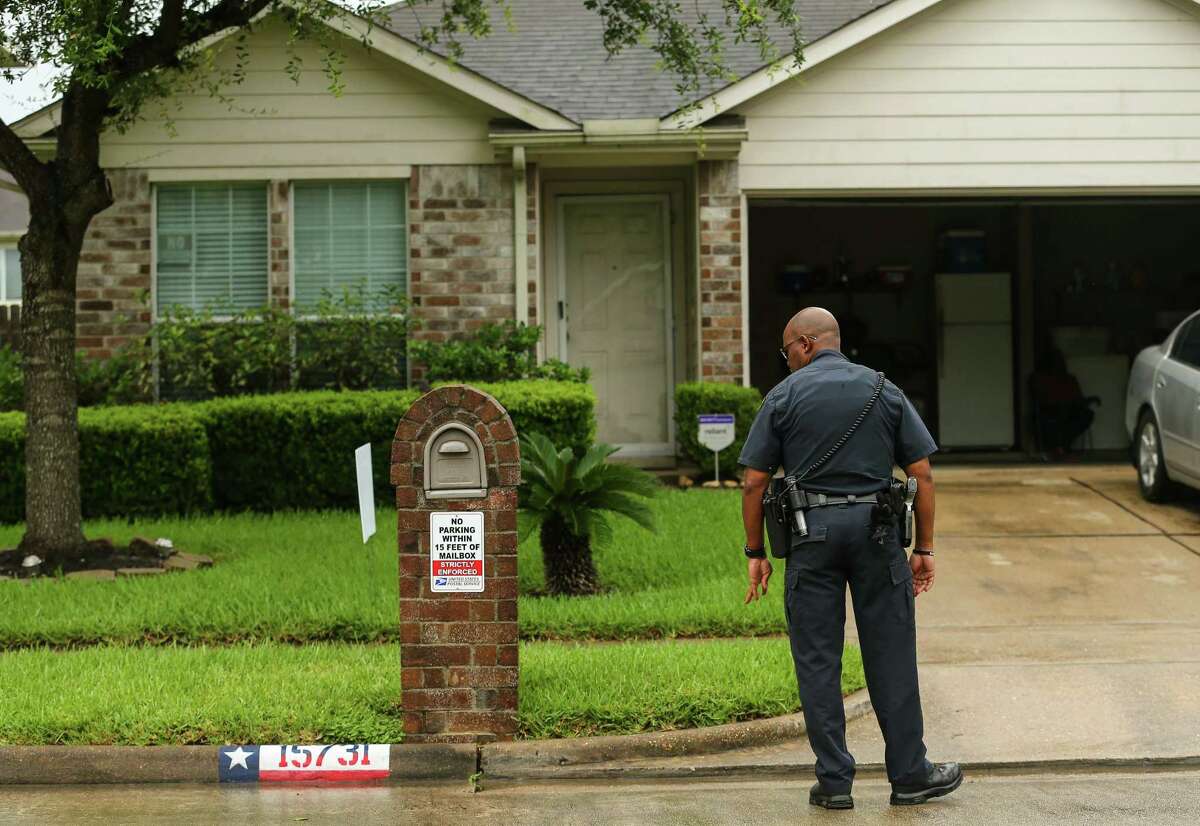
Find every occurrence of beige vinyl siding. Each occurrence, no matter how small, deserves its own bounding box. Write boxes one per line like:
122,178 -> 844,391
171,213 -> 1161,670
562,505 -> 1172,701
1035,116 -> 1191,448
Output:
100,18 -> 502,173
736,0 -> 1200,192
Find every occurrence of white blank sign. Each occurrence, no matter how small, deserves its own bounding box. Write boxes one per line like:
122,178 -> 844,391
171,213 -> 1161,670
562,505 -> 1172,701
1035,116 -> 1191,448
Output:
355,443 -> 376,544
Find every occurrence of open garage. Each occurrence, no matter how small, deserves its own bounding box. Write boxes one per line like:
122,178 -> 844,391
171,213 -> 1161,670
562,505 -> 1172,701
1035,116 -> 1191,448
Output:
747,198 -> 1198,454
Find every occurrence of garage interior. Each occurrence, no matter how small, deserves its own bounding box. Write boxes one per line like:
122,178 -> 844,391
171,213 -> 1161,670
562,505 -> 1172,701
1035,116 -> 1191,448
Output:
748,198 -> 1199,455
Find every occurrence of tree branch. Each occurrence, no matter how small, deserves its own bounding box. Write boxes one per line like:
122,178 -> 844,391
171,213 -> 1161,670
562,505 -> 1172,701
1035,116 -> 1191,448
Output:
0,116 -> 47,199
113,0 -> 277,81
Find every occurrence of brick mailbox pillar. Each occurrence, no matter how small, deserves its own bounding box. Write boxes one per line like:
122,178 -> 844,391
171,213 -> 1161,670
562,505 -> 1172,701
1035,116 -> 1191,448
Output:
391,385 -> 521,744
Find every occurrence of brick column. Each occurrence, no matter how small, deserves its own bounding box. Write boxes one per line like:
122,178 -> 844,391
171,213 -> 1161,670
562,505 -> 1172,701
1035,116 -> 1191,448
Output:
391,384 -> 521,744
698,160 -> 744,384
268,180 -> 291,309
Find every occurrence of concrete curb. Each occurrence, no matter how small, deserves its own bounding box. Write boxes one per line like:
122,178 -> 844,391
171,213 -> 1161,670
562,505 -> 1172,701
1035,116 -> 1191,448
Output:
0,693 -> 873,786
480,755 -> 1200,782
480,689 -> 874,778
0,744 -> 477,785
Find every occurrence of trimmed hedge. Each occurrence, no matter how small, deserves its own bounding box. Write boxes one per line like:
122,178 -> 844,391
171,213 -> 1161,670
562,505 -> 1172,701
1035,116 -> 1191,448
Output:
0,381 -> 595,521
674,382 -> 763,477
0,407 -> 212,523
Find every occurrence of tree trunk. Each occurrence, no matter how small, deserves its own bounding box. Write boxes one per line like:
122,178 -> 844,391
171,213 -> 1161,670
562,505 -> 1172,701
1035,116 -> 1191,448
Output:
16,212 -> 94,565
540,515 -> 601,596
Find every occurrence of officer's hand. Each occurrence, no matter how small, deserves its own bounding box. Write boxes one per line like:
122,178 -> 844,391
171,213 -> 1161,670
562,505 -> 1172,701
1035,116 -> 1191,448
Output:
744,558 -> 773,604
910,553 -> 935,596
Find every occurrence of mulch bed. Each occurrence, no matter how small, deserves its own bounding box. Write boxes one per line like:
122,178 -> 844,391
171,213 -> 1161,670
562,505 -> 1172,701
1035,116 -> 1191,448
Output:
0,537 -> 213,580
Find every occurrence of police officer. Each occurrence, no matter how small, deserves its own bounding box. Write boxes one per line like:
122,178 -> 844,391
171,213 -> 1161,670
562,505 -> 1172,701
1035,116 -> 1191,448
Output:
738,307 -> 962,809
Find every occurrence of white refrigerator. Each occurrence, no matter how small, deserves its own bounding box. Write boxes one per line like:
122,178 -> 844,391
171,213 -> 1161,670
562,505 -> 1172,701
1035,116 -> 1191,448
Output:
936,272 -> 1014,449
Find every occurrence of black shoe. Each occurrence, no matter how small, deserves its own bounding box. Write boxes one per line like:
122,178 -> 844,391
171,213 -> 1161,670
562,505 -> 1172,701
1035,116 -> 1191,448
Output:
809,781 -> 853,810
889,762 -> 963,806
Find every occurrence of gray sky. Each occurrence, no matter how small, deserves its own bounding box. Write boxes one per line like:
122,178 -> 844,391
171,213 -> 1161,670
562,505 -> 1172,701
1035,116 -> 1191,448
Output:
0,64 -> 60,126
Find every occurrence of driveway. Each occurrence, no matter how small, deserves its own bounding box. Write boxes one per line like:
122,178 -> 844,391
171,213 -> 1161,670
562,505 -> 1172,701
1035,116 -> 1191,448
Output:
844,463 -> 1200,765
609,463 -> 1200,772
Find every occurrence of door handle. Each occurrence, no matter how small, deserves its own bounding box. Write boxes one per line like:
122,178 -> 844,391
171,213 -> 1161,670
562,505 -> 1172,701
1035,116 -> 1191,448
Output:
1156,378 -> 1167,389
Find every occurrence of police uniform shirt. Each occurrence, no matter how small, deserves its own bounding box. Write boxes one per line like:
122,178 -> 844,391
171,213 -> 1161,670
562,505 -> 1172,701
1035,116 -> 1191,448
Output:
738,350 -> 938,495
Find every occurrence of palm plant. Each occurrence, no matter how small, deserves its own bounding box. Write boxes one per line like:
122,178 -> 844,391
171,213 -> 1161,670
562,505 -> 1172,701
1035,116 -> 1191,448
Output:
519,432 -> 659,597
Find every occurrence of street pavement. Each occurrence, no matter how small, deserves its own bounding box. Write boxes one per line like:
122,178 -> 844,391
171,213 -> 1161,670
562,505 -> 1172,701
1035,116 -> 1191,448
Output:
1,770 -> 1198,824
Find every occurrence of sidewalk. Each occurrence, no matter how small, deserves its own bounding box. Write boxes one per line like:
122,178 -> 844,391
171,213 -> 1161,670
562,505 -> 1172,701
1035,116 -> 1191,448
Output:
487,465 -> 1200,779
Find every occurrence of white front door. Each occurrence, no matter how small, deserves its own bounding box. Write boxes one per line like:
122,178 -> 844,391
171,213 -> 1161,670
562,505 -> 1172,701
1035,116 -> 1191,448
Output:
559,196 -> 672,453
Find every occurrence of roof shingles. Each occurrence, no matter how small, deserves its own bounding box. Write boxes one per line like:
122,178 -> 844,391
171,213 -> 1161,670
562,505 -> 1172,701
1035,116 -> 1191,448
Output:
384,0 -> 893,122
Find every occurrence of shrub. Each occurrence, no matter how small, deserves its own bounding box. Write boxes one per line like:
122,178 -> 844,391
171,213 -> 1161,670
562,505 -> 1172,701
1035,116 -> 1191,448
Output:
519,432 -> 658,596
294,283 -> 412,391
410,321 -> 589,383
467,381 -> 596,453
0,347 -> 20,412
197,390 -> 421,512
0,407 -> 211,523
674,382 -> 763,477
201,381 -> 595,511
0,380 -> 594,522
153,304 -> 296,400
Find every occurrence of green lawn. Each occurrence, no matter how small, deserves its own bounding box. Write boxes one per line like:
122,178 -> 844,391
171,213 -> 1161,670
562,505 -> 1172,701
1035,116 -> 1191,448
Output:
0,639 -> 864,745
0,491 -> 868,743
0,490 -> 786,646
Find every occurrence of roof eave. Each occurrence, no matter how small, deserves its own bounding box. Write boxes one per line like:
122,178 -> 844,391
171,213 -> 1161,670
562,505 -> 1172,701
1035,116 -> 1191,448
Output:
661,0 -> 946,129
489,123 -> 747,161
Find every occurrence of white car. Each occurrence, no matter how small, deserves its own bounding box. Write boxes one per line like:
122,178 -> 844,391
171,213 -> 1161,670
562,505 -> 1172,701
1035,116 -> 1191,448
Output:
1126,309 -> 1200,500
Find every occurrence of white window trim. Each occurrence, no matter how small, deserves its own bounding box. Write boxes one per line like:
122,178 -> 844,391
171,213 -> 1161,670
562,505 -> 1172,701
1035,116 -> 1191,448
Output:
0,243 -> 22,306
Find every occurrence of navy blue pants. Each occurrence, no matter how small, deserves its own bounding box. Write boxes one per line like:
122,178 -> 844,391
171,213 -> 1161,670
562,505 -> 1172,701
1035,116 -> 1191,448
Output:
783,502 -> 932,793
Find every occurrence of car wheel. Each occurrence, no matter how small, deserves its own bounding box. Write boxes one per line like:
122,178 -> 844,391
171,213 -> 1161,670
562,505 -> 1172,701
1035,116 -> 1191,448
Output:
1136,411 -> 1172,502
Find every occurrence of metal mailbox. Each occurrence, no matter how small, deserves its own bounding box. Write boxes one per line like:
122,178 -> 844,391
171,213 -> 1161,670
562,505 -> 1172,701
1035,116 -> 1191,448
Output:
423,422 -> 488,500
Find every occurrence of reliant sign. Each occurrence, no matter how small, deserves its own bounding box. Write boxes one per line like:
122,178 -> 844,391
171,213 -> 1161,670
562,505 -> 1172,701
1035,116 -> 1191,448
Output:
429,511 -> 485,592
698,413 -> 736,484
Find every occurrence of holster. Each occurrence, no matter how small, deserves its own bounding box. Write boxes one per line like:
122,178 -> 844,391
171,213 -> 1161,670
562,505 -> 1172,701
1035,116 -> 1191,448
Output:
762,477 -> 792,559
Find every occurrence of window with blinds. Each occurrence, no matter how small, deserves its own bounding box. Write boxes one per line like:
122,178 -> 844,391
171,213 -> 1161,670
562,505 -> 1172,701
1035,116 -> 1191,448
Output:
155,183 -> 269,314
292,181 -> 408,310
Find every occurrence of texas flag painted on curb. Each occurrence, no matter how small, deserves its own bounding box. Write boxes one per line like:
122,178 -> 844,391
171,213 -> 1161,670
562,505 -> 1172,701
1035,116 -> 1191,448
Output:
219,744 -> 390,783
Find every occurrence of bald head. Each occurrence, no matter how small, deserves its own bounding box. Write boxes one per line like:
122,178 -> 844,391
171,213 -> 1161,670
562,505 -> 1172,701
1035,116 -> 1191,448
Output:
785,307 -> 841,349
779,307 -> 841,372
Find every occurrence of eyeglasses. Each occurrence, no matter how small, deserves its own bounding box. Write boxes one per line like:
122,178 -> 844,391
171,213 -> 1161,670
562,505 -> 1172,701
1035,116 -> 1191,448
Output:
779,334 -> 817,362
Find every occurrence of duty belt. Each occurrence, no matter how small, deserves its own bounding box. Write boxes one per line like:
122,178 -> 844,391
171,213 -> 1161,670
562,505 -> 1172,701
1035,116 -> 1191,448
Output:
798,492 -> 880,510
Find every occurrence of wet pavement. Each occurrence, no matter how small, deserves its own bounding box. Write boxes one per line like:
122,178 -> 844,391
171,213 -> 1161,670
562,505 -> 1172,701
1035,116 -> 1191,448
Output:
604,465 -> 1200,774
1,770 -> 1198,824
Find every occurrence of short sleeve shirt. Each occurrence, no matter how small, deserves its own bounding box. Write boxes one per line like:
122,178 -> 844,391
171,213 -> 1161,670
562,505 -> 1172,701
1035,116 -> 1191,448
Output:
738,350 -> 937,495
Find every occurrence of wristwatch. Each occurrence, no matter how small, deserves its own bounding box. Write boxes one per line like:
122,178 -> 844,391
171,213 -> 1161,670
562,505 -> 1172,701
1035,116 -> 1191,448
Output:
744,544 -> 767,559
912,548 -> 935,556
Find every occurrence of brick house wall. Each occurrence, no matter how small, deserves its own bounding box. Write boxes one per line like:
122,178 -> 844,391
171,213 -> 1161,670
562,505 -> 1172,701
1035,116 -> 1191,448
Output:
698,160 -> 744,385
76,169 -> 153,359
407,165 -> 517,349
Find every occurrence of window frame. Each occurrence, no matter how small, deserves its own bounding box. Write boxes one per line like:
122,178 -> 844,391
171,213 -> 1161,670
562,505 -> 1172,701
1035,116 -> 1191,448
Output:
0,239 -> 22,306
1170,316 -> 1200,370
150,180 -> 271,324
287,178 -> 411,322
